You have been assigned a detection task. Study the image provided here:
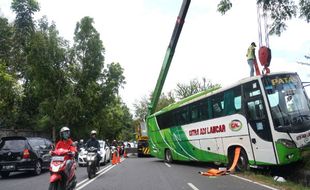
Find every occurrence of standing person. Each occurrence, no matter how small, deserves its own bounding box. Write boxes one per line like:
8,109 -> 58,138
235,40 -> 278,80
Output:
86,130 -> 101,168
246,42 -> 256,77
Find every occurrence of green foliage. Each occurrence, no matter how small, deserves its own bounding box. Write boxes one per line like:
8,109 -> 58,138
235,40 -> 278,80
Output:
299,0 -> 310,22
0,62 -> 22,128
217,0 -> 309,36
134,92 -> 175,120
0,1 -> 132,141
133,96 -> 149,120
11,0 -> 39,48
175,78 -> 220,100
259,0 -> 297,36
68,16 -> 130,140
217,0 -> 232,15
0,17 -> 13,64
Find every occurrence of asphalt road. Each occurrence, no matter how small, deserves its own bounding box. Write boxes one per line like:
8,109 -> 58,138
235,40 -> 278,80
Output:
0,155 -> 276,190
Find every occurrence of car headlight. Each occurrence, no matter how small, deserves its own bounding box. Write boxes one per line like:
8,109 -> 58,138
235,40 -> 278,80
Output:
277,139 -> 296,148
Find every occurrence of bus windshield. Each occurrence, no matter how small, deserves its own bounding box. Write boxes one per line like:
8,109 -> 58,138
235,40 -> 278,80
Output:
263,73 -> 310,133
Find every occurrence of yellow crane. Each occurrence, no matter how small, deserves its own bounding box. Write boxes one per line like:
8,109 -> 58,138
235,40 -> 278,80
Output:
135,122 -> 150,157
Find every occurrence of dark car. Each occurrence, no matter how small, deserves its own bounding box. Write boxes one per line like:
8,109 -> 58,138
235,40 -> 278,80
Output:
0,136 -> 53,178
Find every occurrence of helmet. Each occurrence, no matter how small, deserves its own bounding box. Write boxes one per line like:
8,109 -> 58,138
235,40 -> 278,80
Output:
80,139 -> 84,143
60,126 -> 70,140
90,130 -> 97,135
251,42 -> 256,47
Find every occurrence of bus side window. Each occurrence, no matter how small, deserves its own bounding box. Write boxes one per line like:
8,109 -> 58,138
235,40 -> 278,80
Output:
175,107 -> 189,126
199,101 -> 209,120
212,94 -> 224,118
190,105 -> 199,123
223,87 -> 242,115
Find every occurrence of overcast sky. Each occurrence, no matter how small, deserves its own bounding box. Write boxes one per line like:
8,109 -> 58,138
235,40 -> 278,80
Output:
1,0 -> 309,113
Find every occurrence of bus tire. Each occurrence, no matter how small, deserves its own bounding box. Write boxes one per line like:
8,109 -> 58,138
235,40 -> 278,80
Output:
228,147 -> 249,172
165,149 -> 173,163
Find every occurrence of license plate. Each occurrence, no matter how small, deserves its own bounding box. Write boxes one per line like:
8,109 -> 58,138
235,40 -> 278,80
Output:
2,165 -> 15,171
52,156 -> 65,161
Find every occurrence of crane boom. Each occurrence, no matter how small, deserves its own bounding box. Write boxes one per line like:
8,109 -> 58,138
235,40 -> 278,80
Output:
147,0 -> 191,116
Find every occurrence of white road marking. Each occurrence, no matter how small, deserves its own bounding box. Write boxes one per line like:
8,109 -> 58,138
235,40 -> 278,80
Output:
76,158 -> 125,189
188,183 -> 199,190
165,163 -> 171,168
231,174 -> 278,190
76,164 -> 112,187
76,164 -> 115,190
76,178 -> 88,187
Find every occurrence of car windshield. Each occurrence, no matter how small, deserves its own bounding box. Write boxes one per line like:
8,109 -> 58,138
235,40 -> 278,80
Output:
263,74 -> 310,133
99,141 -> 105,148
0,139 -> 26,151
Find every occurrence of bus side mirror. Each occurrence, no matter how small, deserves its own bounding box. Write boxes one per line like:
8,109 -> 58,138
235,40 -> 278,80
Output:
302,82 -> 310,88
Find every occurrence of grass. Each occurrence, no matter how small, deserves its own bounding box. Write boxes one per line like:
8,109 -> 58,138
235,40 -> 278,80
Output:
301,149 -> 310,170
236,171 -> 310,190
234,150 -> 310,190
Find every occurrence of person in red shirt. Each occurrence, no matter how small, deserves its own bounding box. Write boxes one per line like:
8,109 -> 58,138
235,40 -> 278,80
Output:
55,126 -> 77,153
55,126 -> 77,175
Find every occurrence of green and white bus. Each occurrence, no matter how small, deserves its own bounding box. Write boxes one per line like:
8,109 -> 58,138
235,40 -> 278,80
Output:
147,72 -> 310,170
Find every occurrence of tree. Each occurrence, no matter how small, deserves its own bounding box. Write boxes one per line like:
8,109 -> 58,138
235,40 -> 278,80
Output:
0,62 -> 22,128
10,0 -> 39,78
0,17 -> 13,65
71,16 -> 106,131
26,17 -> 71,139
95,97 -> 132,141
175,78 -> 220,100
70,16 -> 128,139
11,0 -> 39,49
217,0 -> 310,35
134,92 -> 175,120
133,96 -> 149,120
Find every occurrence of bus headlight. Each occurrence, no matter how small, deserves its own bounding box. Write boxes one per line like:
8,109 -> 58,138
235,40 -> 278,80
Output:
277,139 -> 296,148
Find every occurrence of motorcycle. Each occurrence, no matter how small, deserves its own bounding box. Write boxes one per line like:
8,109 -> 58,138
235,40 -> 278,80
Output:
86,146 -> 99,179
48,148 -> 77,190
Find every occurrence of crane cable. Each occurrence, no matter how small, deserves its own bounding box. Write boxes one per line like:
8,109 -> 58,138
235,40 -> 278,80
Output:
256,3 -> 269,48
256,3 -> 271,74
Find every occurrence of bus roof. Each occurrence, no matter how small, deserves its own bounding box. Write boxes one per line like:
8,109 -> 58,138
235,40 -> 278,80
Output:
150,71 -> 297,117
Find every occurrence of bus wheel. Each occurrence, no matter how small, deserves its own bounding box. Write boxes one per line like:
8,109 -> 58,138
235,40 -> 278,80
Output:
229,148 -> 249,172
165,149 -> 173,163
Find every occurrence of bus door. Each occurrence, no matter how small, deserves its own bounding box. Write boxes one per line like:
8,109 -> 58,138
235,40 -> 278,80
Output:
243,81 -> 277,165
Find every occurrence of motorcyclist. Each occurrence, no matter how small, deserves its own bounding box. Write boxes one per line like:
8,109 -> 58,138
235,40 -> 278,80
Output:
55,126 -> 77,153
86,130 -> 101,168
77,139 -> 85,152
111,139 -> 118,147
55,126 -> 77,178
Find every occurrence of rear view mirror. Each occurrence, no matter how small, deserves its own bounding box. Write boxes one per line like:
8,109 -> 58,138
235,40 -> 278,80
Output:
302,82 -> 310,88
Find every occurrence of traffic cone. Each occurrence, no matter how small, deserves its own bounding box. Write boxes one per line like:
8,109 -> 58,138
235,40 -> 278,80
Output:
123,149 -> 127,158
117,151 -> 121,164
112,152 -> 117,165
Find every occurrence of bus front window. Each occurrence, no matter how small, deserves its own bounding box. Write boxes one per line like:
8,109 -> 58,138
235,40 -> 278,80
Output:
264,74 -> 310,133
